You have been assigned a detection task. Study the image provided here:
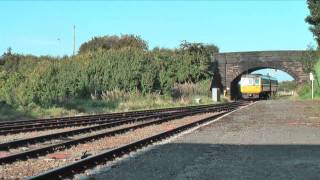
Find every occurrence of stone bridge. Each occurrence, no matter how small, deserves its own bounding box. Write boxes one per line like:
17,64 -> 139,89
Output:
211,51 -> 309,99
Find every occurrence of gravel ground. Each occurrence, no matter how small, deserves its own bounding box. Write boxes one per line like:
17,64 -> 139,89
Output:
0,112 -> 218,179
5,122 -> 147,154
86,100 -> 320,180
0,125 -> 97,143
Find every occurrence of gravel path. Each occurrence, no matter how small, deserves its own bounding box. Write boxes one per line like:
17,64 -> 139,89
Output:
0,112 -> 218,179
85,100 -> 320,180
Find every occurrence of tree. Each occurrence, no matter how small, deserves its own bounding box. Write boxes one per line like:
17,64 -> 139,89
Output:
302,44 -> 318,73
6,47 -> 12,56
0,47 -> 12,65
306,0 -> 320,48
78,34 -> 148,54
179,41 -> 219,55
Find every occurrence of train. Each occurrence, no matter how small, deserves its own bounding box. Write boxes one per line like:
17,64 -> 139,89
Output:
240,74 -> 278,99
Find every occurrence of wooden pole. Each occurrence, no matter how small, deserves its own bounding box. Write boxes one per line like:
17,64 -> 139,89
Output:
73,25 -> 76,56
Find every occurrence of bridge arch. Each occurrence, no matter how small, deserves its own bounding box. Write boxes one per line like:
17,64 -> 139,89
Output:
213,51 -> 309,99
230,66 -> 297,99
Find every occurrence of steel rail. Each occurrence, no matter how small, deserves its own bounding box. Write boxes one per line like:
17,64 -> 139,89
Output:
0,101 -> 244,127
0,115 -> 148,131
27,105 -> 244,180
0,102 -> 245,135
0,106 -> 237,165
0,103 -> 245,150
0,110 -> 174,127
0,102 -> 226,127
0,112 -> 182,145
0,112 -> 178,150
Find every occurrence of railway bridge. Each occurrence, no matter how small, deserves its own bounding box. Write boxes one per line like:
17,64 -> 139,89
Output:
211,50 -> 309,99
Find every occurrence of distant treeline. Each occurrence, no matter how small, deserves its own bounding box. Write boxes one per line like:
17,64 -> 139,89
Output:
0,35 -> 219,107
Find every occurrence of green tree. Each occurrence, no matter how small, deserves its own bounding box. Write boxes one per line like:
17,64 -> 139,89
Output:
180,40 -> 219,55
302,45 -> 318,73
306,0 -> 320,48
79,34 -> 148,54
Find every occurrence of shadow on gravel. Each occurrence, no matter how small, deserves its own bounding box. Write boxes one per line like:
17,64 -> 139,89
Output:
89,143 -> 320,180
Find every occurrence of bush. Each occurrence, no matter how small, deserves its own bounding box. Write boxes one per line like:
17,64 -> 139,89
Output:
171,79 -> 211,99
79,34 -> 148,54
277,81 -> 298,91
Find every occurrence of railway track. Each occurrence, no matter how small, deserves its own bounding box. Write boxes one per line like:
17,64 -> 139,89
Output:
0,103 -> 241,151
0,101 -> 251,179
0,105 -> 239,164
0,102 -> 241,135
0,102 -> 246,148
0,102 -> 227,127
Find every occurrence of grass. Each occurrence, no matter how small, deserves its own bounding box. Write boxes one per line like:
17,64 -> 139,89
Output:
297,59 -> 320,100
10,95 -> 220,120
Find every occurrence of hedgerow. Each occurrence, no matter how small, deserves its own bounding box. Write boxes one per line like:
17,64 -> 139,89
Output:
0,35 -> 218,107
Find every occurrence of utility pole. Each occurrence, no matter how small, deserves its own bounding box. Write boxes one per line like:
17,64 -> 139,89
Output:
57,38 -> 61,57
73,25 -> 76,56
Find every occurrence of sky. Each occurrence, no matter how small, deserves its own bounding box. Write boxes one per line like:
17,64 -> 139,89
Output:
0,0 -> 316,81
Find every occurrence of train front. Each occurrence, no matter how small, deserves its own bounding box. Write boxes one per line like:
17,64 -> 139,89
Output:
240,74 -> 262,99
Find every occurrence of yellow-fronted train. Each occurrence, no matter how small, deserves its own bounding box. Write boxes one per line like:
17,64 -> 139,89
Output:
240,74 -> 278,99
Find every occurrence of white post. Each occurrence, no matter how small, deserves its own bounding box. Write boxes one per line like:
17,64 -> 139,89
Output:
310,72 -> 314,100
312,79 -> 314,99
212,88 -> 220,102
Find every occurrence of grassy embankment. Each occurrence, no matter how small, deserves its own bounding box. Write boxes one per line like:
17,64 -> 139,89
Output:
0,80 -> 222,121
297,59 -> 320,100
273,59 -> 320,100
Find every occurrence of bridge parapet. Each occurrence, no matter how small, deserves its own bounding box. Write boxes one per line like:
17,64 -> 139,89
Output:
214,50 -> 306,63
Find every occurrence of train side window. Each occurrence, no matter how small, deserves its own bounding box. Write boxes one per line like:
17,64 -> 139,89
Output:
255,79 -> 259,85
265,79 -> 270,84
249,79 -> 253,85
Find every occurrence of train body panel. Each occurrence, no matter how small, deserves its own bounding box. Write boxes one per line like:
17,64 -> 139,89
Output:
240,85 -> 261,94
240,74 -> 278,99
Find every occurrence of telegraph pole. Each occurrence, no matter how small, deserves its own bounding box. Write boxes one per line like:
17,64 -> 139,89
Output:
73,25 -> 76,56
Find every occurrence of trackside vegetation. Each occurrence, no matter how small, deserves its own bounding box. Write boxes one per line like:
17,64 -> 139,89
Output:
0,35 -> 220,120
298,58 -> 320,99
298,1 -> 320,99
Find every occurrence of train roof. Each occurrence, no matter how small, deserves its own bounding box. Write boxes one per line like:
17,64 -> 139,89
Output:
241,74 -> 278,81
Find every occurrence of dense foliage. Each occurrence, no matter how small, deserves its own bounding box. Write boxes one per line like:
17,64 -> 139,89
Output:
0,35 -> 218,107
301,46 -> 319,73
78,35 -> 148,54
306,0 -> 320,48
298,59 -> 320,99
277,81 -> 297,91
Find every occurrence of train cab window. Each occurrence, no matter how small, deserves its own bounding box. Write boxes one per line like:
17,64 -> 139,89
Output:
240,79 -> 247,86
249,79 -> 253,85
